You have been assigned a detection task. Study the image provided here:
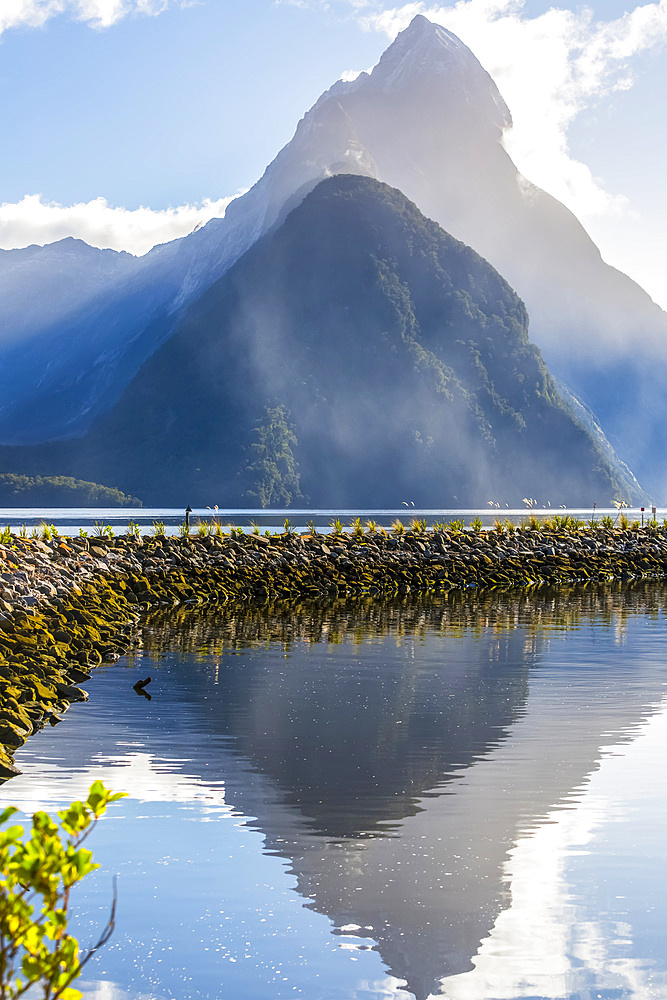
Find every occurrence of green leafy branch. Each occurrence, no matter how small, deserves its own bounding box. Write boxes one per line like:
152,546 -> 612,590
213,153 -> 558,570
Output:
0,781 -> 125,1000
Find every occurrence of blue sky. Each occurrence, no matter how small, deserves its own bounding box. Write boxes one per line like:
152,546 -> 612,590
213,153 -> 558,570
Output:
1,0 -> 666,308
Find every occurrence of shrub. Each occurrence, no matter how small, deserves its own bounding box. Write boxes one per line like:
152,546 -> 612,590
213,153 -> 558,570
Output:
0,781 -> 125,1000
93,523 -> 114,539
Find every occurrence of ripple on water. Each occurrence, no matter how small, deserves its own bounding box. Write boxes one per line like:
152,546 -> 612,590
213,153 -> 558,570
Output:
5,582 -> 667,1000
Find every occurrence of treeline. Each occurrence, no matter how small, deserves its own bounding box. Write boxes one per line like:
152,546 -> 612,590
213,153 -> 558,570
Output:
0,474 -> 142,507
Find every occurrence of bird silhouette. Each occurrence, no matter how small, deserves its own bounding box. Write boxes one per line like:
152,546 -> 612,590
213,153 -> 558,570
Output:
133,677 -> 152,700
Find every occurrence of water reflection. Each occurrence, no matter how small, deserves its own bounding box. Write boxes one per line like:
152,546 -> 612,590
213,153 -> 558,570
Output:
7,581 -> 667,999
441,706 -> 667,999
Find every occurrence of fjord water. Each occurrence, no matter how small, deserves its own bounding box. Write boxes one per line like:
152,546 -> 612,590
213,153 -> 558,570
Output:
5,583 -> 667,1000
1,506 -> 664,536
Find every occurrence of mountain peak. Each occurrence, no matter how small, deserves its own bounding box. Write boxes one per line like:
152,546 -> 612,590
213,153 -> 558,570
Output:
403,12 -> 463,43
368,15 -> 511,131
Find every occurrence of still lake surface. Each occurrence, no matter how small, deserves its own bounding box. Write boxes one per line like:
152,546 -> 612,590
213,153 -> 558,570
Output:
0,506 -> 663,536
4,581 -> 667,1000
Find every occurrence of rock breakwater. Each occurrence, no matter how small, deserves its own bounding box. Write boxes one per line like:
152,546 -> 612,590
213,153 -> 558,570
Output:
2,523 -> 667,779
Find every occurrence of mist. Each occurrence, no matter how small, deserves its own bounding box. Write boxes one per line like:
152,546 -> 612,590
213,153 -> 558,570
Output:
8,174 -> 635,511
1,15 -> 664,500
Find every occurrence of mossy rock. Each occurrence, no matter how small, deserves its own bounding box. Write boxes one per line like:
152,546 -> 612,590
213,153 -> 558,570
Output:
48,643 -> 71,659
0,703 -> 34,730
53,682 -> 88,703
0,749 -> 20,780
64,667 -> 92,684
0,719 -> 31,749
23,677 -> 59,703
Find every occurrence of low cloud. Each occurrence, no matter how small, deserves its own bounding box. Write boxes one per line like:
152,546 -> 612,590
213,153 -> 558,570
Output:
0,193 -> 240,256
0,0 -> 185,35
357,1 -> 667,226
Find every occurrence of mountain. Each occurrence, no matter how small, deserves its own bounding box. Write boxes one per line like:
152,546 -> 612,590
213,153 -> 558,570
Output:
245,12 -> 667,495
2,15 -> 665,492
2,16 -> 519,445
12,176 -> 633,507
0,238 -> 136,349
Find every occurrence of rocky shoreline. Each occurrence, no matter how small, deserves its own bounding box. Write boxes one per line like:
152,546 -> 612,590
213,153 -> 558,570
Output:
2,523 -> 667,780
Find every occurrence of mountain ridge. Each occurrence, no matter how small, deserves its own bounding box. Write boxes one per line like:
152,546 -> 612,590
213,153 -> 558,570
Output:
1,15 -> 665,495
9,176 -> 634,507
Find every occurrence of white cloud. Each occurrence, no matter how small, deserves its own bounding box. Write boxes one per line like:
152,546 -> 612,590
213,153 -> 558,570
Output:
358,1 -> 667,227
0,0 -> 63,34
0,193 -> 240,255
0,0 -> 184,35
340,62 -> 374,81
273,0 -> 313,8
73,0 -> 167,29
13,749 -> 231,813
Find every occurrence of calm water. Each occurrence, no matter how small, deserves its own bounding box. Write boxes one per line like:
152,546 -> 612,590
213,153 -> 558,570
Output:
5,582 -> 667,1000
0,505 -> 662,535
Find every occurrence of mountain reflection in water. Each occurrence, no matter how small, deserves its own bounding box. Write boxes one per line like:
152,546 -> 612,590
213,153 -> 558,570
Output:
8,581 -> 667,1000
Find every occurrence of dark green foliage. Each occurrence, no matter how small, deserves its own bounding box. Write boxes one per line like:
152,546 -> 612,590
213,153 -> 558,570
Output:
243,405 -> 304,508
0,474 -> 141,507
